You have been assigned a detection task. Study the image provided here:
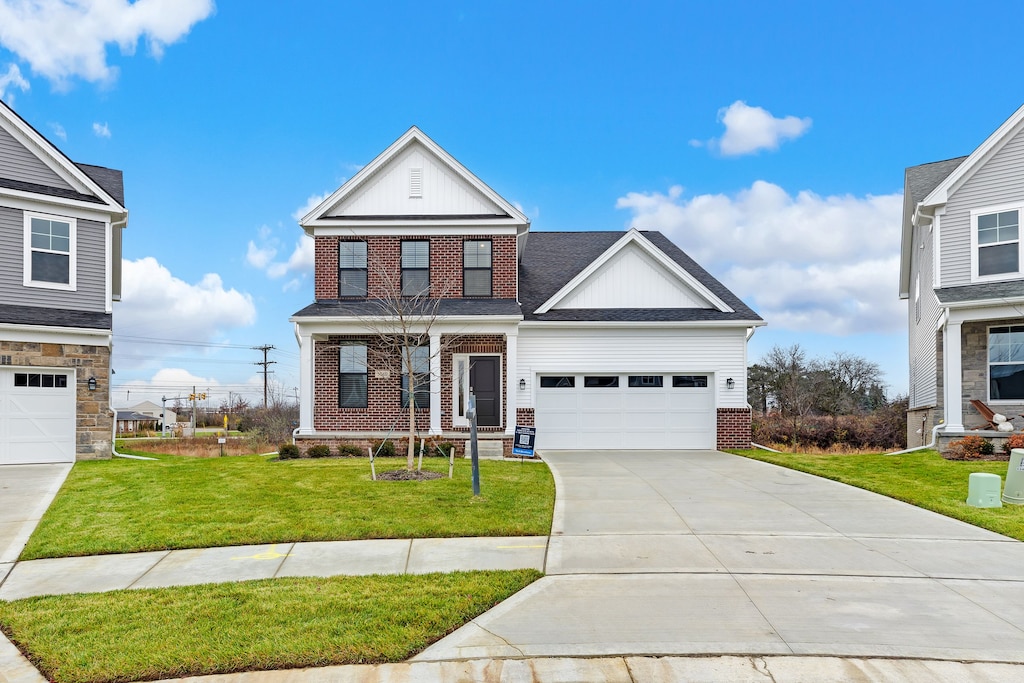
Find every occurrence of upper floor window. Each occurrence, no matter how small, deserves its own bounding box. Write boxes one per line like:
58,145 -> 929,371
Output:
989,325 -> 1024,401
338,241 -> 367,297
25,212 -> 76,290
973,208 -> 1021,280
463,240 -> 492,297
401,241 -> 430,296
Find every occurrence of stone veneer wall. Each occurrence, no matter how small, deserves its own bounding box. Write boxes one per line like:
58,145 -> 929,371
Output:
0,340 -> 111,460
962,319 -> 1024,429
716,407 -> 751,449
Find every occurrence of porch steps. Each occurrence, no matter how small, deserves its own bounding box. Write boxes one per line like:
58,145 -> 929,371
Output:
464,440 -> 505,460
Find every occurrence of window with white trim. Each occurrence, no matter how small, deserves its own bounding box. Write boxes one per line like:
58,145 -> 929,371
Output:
401,344 -> 430,409
972,207 -> 1021,280
339,343 -> 367,408
463,240 -> 492,297
401,241 -> 430,296
338,241 -> 367,297
25,212 -> 75,289
989,325 -> 1024,401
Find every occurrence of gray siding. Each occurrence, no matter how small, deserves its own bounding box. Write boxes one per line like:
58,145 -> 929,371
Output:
0,124 -> 73,190
942,123 -> 1024,286
0,205 -> 106,312
909,219 -> 940,408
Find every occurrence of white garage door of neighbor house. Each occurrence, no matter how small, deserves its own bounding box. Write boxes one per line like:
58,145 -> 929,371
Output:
534,374 -> 715,450
0,368 -> 76,465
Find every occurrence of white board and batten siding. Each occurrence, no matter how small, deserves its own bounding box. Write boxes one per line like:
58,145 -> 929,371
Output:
518,327 -> 747,450
940,122 -> 1024,287
328,141 -> 498,218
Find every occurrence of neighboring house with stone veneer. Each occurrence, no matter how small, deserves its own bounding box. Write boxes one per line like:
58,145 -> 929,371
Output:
291,127 -> 763,456
0,101 -> 127,464
901,105 -> 1024,450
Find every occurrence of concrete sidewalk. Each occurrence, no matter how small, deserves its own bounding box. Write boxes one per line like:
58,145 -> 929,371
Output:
0,536 -> 548,600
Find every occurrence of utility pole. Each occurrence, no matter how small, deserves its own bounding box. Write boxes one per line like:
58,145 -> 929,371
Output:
252,345 -> 276,408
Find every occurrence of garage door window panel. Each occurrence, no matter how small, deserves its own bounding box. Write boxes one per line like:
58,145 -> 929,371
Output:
673,375 -> 709,388
540,376 -> 575,388
584,376 -> 619,388
628,375 -> 663,388
14,373 -> 68,388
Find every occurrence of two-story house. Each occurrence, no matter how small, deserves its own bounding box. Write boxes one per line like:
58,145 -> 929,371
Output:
901,105 -> 1024,450
291,127 -> 763,456
0,101 -> 127,465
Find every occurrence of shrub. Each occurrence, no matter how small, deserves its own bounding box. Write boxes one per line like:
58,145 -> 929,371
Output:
305,444 -> 332,458
946,434 -> 991,460
277,443 -> 300,460
1003,433 -> 1024,455
433,441 -> 457,457
372,439 -> 396,457
337,444 -> 365,457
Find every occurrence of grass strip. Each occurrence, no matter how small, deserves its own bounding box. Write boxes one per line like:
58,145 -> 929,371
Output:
732,448 -> 1024,540
23,454 -> 553,560
0,570 -> 541,683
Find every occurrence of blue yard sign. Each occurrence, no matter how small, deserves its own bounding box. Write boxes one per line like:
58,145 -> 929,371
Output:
512,425 -> 536,457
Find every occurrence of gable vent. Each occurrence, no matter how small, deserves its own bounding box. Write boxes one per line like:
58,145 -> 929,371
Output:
409,167 -> 423,198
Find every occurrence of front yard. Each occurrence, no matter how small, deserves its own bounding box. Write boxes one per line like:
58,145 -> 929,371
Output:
23,450 -> 555,560
732,448 -> 1024,541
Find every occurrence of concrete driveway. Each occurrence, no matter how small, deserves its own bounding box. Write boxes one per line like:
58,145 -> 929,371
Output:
417,450 -> 1024,663
0,464 -> 71,579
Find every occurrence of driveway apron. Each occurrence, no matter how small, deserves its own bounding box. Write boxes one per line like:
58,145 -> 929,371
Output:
0,464 -> 71,571
417,450 -> 1024,663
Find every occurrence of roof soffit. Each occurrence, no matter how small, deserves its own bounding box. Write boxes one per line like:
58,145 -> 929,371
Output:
535,229 -> 733,314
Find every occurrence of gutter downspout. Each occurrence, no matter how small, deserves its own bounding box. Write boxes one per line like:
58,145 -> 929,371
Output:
885,422 -> 942,456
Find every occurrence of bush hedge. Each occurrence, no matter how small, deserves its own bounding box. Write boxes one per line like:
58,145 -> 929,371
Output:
752,402 -> 907,451
305,444 -> 332,458
277,443 -> 300,460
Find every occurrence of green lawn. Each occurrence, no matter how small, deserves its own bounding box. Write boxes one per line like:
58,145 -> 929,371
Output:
0,570 -> 541,683
732,448 -> 1024,541
22,452 -> 554,560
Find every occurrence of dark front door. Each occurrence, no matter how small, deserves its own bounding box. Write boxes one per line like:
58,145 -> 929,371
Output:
470,356 -> 500,427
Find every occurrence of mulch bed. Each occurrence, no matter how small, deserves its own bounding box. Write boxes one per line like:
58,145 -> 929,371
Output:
375,469 -> 445,481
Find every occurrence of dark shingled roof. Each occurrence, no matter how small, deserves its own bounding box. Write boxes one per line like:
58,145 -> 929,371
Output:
0,176 -> 105,204
76,163 -> 125,206
935,281 -> 1024,304
0,303 -> 112,330
518,231 -> 762,323
293,298 -> 522,318
905,156 -> 968,204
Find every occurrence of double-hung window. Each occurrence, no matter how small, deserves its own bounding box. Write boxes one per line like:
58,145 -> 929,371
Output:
973,208 -> 1021,280
989,325 -> 1024,401
401,344 -> 430,409
339,343 -> 367,408
463,240 -> 492,296
338,241 -> 367,297
25,213 -> 75,289
401,241 -> 430,296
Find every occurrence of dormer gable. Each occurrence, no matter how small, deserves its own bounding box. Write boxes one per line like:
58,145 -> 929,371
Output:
301,126 -> 529,237
535,229 -> 733,314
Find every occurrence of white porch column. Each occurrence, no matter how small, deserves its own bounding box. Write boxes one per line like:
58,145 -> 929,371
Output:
505,331 -> 518,435
429,332 -> 442,435
944,321 -> 964,432
297,328 -> 314,434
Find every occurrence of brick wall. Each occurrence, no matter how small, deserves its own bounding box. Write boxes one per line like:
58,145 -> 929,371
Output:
716,407 -> 751,449
516,408 -> 535,427
0,340 -> 112,460
315,235 -> 517,300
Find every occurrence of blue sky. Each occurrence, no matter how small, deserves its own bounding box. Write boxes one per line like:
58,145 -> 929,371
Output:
1,0 -> 1021,409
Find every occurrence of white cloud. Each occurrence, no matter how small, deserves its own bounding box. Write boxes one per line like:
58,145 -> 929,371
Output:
292,192 -> 328,222
245,240 -> 276,269
266,235 -> 313,279
92,121 -> 110,138
117,256 -> 256,350
707,101 -> 812,156
0,62 -> 29,103
48,121 -> 66,140
616,181 -> 904,335
0,0 -> 214,87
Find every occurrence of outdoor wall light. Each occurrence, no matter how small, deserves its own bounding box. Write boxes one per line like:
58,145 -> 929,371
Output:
726,377 -> 735,389
88,376 -> 97,391
519,378 -> 526,390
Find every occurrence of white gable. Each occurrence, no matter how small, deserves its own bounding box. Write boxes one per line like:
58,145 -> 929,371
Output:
327,141 -> 503,217
553,242 -> 714,309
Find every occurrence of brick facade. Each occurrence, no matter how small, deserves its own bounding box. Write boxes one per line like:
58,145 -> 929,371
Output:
440,335 -> 506,432
516,408 -> 535,427
716,407 -> 751,449
0,340 -> 112,460
315,235 -> 517,300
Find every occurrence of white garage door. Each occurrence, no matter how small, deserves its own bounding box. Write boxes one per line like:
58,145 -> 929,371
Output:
0,368 -> 76,465
535,373 -> 715,450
